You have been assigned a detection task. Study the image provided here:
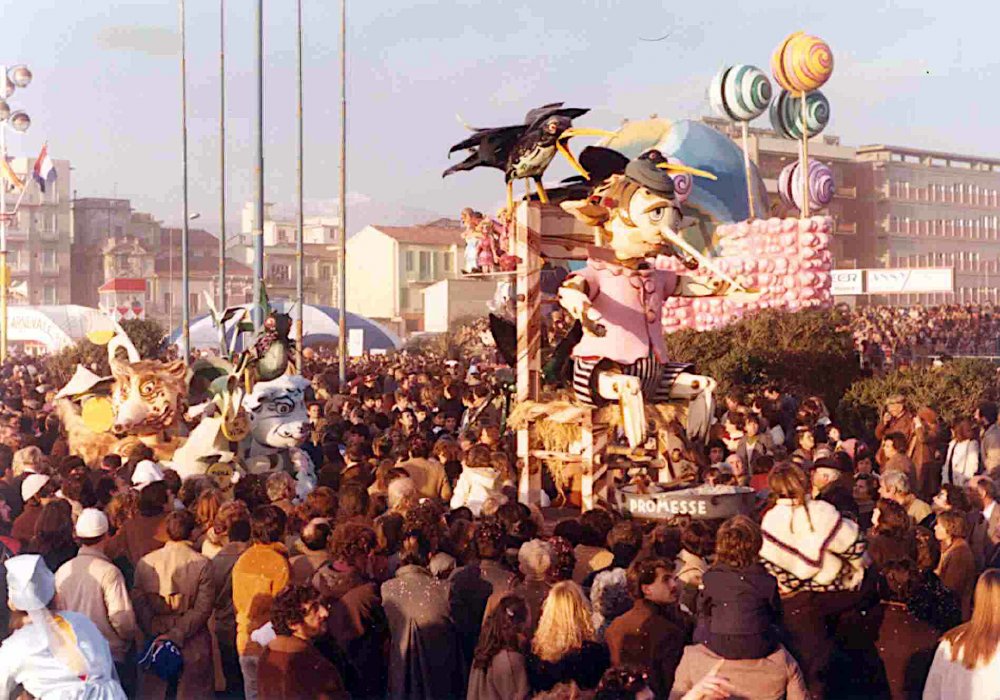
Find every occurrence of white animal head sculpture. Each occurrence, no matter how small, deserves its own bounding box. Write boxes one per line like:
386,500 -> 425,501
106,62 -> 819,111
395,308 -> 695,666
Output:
242,374 -> 313,453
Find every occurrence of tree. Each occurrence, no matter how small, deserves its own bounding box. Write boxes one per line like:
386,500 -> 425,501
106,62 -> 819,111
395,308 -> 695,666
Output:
837,358 -> 1000,442
663,307 -> 861,407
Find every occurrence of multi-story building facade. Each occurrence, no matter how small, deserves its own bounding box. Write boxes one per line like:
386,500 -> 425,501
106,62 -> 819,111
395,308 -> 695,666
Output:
346,221 -> 463,335
70,197 -> 131,307
150,227 -> 253,326
853,145 -> 1000,304
4,156 -> 73,306
231,202 -> 341,306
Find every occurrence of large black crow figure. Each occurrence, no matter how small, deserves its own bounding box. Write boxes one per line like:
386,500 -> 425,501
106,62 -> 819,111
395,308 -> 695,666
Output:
443,103 -> 613,213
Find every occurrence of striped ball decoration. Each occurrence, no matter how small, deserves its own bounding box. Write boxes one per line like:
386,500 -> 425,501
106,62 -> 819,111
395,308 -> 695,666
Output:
778,160 -> 835,211
772,32 -> 834,95
709,65 -> 773,122
769,89 -> 830,139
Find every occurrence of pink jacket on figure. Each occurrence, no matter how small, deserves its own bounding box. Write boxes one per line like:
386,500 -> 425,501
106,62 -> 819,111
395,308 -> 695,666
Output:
568,247 -> 677,365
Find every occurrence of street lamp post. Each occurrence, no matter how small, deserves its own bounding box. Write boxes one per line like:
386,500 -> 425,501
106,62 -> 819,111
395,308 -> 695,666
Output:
252,0 -> 265,331
0,63 -> 32,363
180,0 -> 191,364
338,0 -> 347,384
295,0 -> 304,368
219,0 -> 227,311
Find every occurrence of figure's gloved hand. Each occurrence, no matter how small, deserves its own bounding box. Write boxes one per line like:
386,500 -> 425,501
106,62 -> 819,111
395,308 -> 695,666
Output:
557,286 -> 590,320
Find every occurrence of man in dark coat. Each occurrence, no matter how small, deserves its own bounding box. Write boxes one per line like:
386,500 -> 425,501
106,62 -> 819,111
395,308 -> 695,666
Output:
381,529 -> 465,700
604,557 -> 692,698
258,584 -> 349,700
312,522 -> 388,700
812,455 -> 859,520
448,518 -> 514,662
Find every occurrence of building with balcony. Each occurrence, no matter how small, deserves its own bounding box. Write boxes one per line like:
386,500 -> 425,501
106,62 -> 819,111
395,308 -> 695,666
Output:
150,227 -> 253,325
231,202 -> 342,307
345,221 -> 463,335
4,156 -> 73,306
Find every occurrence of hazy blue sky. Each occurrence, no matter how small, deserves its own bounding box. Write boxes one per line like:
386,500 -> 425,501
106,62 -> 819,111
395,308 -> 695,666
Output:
1,0 -> 996,234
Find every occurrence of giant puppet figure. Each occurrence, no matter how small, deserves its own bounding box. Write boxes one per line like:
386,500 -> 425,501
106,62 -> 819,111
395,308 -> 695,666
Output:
557,149 -> 758,447
56,324 -> 190,466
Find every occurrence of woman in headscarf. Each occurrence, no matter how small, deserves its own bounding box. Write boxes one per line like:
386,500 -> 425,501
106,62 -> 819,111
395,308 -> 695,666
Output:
0,554 -> 126,699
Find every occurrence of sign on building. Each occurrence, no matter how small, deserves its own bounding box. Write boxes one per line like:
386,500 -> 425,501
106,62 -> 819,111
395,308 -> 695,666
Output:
830,268 -> 955,295
831,269 -> 864,295
865,267 -> 954,294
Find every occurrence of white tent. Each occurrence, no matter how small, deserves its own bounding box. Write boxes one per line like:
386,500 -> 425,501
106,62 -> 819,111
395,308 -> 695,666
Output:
172,302 -> 403,353
6,305 -> 110,353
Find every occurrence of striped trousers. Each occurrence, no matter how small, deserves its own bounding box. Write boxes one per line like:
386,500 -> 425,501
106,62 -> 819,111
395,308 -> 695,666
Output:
573,353 -> 693,407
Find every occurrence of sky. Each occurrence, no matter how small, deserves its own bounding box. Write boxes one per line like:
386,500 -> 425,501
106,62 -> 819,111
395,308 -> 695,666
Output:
1,0 -> 997,237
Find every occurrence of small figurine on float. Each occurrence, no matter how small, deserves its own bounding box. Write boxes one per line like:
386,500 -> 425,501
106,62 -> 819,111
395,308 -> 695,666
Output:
460,208 -> 484,273
475,217 -> 498,273
558,148 -> 759,448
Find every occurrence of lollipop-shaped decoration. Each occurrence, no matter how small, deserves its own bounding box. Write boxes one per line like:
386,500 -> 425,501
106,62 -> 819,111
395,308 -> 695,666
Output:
770,90 -> 830,139
778,160 -> 835,212
709,65 -> 773,122
772,32 -> 834,95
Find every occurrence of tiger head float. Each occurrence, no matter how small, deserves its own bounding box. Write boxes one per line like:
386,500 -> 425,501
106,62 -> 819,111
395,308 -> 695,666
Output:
110,358 -> 188,437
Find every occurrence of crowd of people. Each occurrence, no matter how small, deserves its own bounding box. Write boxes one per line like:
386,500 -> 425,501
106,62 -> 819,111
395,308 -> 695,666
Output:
851,304 -> 1000,369
0,328 -> 997,699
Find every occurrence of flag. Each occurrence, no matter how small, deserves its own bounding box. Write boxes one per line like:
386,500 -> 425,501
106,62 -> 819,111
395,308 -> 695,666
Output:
0,157 -> 24,193
32,143 -> 55,193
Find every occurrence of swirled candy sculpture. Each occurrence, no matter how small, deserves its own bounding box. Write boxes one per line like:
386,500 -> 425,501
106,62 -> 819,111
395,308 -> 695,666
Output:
778,160 -> 835,211
772,32 -> 833,95
709,65 -> 772,121
769,89 -> 830,139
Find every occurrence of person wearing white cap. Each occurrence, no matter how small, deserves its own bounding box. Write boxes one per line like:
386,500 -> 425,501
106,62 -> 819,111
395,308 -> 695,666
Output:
11,473 -> 55,547
0,554 -> 126,699
54,509 -> 139,692
131,459 -> 165,491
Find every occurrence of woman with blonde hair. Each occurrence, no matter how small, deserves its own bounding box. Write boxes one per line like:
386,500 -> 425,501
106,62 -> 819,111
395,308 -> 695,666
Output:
11,445 -> 44,478
924,568 -> 1000,699
527,580 -> 609,693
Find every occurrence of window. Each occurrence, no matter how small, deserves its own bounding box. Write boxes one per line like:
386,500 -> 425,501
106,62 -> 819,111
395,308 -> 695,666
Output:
43,286 -> 56,304
190,293 -> 199,314
419,251 -> 431,278
164,292 -> 173,308
319,264 -> 332,281
276,228 -> 290,243
115,226 -> 123,236
443,253 -> 452,272
405,251 -> 414,272
400,287 -> 409,309
42,249 -> 56,270
270,264 -> 290,282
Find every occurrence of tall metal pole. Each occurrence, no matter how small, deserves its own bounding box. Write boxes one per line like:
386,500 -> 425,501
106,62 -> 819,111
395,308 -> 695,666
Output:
0,78 -> 7,364
295,0 -> 304,368
252,0 -> 265,331
180,0 -> 191,363
337,0 -> 347,384
219,0 -> 227,312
